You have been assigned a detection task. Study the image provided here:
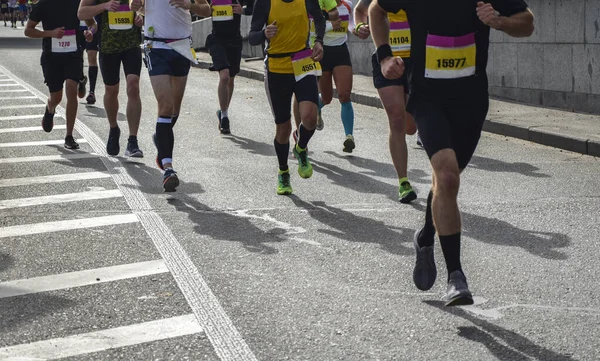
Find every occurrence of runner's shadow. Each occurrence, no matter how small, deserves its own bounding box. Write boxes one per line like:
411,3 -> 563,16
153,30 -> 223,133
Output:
424,300 -> 576,361
83,105 -> 127,122
0,252 -> 15,273
324,150 -> 431,184
47,145 -> 108,172
289,196 -> 414,255
412,204 -> 570,260
468,155 -> 550,178
226,135 -> 274,157
121,161 -> 206,195
0,293 -> 76,333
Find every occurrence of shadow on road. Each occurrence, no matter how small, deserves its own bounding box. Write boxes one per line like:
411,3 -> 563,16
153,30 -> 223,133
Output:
83,104 -> 127,123
424,300 -> 576,361
468,155 -> 550,178
226,135 -> 273,157
0,252 -> 15,273
0,292 -> 76,334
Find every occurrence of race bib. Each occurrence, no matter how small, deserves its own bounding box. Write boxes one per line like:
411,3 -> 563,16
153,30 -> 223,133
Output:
212,0 -> 233,21
292,49 -> 321,82
166,38 -> 198,64
389,21 -> 410,57
329,15 -> 349,37
425,33 -> 476,79
51,30 -> 77,53
108,5 -> 134,30
1,4 -> 7,8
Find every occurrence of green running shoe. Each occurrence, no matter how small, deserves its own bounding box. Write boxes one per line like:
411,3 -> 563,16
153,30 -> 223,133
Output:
399,180 -> 417,203
292,144 -> 313,179
277,169 -> 293,195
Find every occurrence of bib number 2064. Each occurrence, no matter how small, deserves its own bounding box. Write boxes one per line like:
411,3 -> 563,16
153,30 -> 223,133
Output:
436,58 -> 466,69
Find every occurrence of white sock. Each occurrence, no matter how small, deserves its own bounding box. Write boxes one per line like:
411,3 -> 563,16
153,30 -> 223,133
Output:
221,109 -> 228,119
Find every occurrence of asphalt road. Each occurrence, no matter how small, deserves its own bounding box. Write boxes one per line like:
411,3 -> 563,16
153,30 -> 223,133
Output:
0,25 -> 599,361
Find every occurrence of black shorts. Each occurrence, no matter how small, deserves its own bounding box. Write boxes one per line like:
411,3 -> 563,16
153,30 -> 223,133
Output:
145,48 -> 191,77
40,52 -> 83,93
1,6 -> 8,14
320,43 -> 352,73
411,96 -> 489,169
265,71 -> 319,124
372,53 -> 411,94
99,47 -> 142,86
206,34 -> 242,77
86,31 -> 100,52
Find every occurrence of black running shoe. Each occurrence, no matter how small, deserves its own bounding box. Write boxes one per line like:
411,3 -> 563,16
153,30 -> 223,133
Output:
78,76 -> 87,99
124,137 -> 144,158
106,126 -> 120,156
86,92 -> 96,105
64,135 -> 80,150
42,106 -> 54,133
444,271 -> 474,307
412,229 -> 437,291
163,168 -> 179,192
217,110 -> 230,134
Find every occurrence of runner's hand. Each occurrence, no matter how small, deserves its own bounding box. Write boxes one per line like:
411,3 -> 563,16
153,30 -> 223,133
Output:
104,0 -> 120,12
52,27 -> 65,39
356,24 -> 370,39
311,41 -> 323,62
476,2 -> 502,29
134,14 -> 144,27
130,0 -> 143,12
169,0 -> 191,10
232,1 -> 242,15
84,29 -> 94,42
380,56 -> 404,80
331,18 -> 341,30
264,21 -> 277,39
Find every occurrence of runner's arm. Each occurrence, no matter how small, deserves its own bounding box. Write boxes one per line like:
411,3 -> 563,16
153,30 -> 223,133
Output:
248,0 -> 269,46
352,0 -> 369,37
191,0 -> 211,17
84,17 -> 97,33
368,0 -> 389,49
78,0 -> 110,20
23,19 -> 54,38
482,1 -> 533,37
307,0 -> 325,42
496,9 -> 534,37
321,0 -> 338,21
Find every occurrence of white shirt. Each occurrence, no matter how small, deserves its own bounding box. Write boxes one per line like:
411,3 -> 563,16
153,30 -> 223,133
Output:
323,0 -> 354,47
144,0 -> 192,49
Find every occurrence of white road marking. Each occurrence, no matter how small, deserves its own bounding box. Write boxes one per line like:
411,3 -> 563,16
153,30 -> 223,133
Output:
0,114 -> 44,121
0,96 -> 37,100
0,89 -> 29,93
1,63 -> 259,361
0,214 -> 139,239
0,171 -> 111,188
0,260 -> 169,299
0,314 -> 203,360
0,189 -> 122,210
0,139 -> 87,147
458,297 -> 504,320
458,297 -> 600,320
0,153 -> 99,164
0,83 -> 21,87
230,209 -> 319,246
0,104 -> 46,110
0,125 -> 66,133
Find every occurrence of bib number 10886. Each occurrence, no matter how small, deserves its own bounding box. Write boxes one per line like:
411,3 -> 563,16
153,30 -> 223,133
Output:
436,58 -> 466,69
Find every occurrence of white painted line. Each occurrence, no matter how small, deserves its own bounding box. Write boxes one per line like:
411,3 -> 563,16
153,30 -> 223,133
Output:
0,125 -> 66,133
0,171 -> 110,188
0,89 -> 29,93
0,104 -> 46,110
0,83 -> 20,87
0,139 -> 87,148
0,314 -> 202,360
0,214 -> 138,239
0,96 -> 38,100
0,153 -> 99,164
0,114 -> 44,121
0,189 -> 122,210
0,63 -> 260,361
0,260 -> 169,299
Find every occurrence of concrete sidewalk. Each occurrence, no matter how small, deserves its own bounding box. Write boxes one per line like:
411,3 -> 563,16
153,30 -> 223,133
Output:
194,51 -> 600,157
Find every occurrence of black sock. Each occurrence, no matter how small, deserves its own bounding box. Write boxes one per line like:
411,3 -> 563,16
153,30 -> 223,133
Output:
88,66 -> 98,93
439,233 -> 462,279
417,190 -> 437,247
297,124 -> 315,150
156,116 -> 174,165
171,114 -> 179,128
274,139 -> 289,172
128,135 -> 137,142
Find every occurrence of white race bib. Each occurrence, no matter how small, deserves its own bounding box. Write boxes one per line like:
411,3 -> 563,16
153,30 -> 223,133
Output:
51,30 -> 77,53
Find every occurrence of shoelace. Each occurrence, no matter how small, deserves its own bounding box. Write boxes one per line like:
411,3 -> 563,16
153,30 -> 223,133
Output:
280,173 -> 290,187
297,150 -> 308,167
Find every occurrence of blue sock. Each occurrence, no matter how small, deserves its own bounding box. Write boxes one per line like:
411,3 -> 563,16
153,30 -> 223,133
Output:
318,94 -> 323,114
340,101 -> 354,136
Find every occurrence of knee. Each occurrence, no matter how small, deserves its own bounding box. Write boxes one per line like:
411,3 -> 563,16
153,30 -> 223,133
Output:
126,81 -> 140,99
105,85 -> 119,98
275,121 -> 292,139
49,91 -> 63,105
64,81 -> 78,98
433,163 -> 460,196
337,91 -> 351,104
219,70 -> 230,84
320,93 -> 332,105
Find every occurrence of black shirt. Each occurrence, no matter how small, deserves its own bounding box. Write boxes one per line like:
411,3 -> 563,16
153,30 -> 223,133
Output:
211,0 -> 254,40
377,0 -> 528,101
29,0 -> 83,54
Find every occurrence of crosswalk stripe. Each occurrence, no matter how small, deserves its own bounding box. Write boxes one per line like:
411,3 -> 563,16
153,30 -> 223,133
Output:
0,214 -> 139,239
0,96 -> 38,100
0,260 -> 169,299
0,139 -> 87,147
0,189 -> 122,210
0,114 -> 45,121
0,83 -> 20,87
0,89 -> 29,93
0,314 -> 203,360
0,125 -> 66,133
0,171 -> 111,188
0,153 -> 99,164
0,104 -> 46,110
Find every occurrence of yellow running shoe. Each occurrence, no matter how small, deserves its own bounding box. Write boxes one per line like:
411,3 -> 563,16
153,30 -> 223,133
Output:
292,144 -> 313,179
277,169 -> 293,195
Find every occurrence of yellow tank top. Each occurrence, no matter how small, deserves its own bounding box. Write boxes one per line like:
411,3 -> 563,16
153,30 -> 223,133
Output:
266,0 -> 310,73
388,10 -> 410,58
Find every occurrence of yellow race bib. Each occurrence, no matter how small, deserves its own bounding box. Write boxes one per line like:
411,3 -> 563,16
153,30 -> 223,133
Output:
292,49 -> 322,82
108,5 -> 134,30
212,0 -> 233,21
330,15 -> 349,38
389,21 -> 410,58
425,33 -> 476,79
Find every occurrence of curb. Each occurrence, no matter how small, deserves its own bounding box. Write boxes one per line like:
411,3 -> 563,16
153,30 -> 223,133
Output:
193,59 -> 599,157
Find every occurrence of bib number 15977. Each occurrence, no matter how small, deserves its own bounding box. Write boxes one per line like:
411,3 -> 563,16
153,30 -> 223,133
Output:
436,58 -> 466,69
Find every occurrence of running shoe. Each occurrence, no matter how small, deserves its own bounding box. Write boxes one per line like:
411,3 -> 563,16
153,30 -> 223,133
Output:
416,132 -> 423,147
42,106 -> 54,133
163,168 -> 180,192
64,135 -> 80,150
412,229 -> 437,291
277,169 -> 293,195
78,76 -> 87,99
292,144 -> 313,179
86,92 -> 96,105
444,270 -> 474,307
152,133 -> 164,170
316,112 -> 324,131
216,110 -> 230,134
399,180 -> 417,203
106,126 -> 120,156
343,134 -> 355,153
124,137 -> 144,158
